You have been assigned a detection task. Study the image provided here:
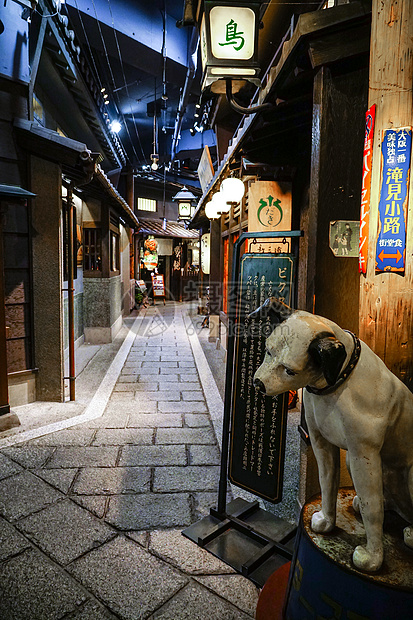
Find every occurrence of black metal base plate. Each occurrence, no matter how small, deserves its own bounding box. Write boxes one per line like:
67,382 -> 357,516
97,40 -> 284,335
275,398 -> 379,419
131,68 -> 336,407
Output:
182,498 -> 296,588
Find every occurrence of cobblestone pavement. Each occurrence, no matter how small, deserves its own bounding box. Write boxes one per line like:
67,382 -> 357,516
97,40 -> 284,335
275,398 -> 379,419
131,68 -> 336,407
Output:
0,304 -> 260,619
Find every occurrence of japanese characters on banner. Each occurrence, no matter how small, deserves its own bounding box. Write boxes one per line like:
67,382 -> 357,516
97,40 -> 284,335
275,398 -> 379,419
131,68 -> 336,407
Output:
376,127 -> 412,273
248,181 -> 292,254
359,104 -> 376,274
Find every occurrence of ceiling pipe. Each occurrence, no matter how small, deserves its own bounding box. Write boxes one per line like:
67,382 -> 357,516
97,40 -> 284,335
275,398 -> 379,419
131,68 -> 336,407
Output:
170,26 -> 199,163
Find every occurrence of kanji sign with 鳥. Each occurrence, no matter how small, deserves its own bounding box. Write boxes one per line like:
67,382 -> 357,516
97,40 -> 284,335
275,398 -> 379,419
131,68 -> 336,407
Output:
376,127 -> 411,273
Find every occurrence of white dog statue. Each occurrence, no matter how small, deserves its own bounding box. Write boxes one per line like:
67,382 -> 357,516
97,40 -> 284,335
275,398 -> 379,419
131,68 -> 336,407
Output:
251,298 -> 413,573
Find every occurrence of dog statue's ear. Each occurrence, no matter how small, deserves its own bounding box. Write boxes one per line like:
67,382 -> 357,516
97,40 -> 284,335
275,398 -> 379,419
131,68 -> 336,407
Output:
308,335 -> 347,386
248,297 -> 293,324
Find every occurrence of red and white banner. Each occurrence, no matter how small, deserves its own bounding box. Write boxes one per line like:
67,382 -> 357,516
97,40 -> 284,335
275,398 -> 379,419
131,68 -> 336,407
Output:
359,104 -> 376,274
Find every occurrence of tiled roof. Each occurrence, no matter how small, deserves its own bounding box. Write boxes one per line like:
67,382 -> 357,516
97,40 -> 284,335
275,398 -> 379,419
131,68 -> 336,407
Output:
138,218 -> 200,239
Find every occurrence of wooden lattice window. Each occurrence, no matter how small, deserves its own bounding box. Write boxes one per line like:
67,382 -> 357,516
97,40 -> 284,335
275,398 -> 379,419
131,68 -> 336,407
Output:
83,228 -> 101,271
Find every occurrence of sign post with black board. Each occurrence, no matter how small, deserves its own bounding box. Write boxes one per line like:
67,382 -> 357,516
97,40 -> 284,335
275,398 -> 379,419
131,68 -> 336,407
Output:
183,231 -> 302,588
229,254 -> 294,502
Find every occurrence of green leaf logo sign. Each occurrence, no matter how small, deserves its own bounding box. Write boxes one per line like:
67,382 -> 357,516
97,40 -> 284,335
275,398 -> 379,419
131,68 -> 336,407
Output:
257,195 -> 283,228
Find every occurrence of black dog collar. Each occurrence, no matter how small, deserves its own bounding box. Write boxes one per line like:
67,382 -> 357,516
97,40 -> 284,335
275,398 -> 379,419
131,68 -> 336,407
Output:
305,331 -> 361,396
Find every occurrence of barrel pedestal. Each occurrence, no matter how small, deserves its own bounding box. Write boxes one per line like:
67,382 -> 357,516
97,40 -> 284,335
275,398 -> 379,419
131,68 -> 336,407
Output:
284,488 -> 413,619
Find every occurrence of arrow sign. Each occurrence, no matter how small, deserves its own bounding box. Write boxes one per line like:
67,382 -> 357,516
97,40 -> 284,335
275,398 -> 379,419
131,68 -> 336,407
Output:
378,249 -> 402,263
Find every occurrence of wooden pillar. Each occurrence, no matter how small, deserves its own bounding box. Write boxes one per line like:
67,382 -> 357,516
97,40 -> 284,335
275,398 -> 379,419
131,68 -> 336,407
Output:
101,201 -> 110,279
299,61 -> 367,506
304,64 -> 367,332
0,206 -> 10,415
359,0 -> 413,389
31,156 -> 64,401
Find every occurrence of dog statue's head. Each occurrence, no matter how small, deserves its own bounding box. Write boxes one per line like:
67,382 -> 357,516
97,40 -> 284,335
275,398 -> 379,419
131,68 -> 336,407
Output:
251,298 -> 347,395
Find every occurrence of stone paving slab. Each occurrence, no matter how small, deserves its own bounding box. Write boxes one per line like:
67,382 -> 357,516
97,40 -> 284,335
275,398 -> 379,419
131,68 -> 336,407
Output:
135,391 -> 181,401
68,536 -> 189,620
45,447 -> 119,469
34,468 -> 78,493
159,381 -> 202,391
142,361 -> 178,368
194,575 -> 259,617
0,445 -> 55,468
182,391 -> 206,401
160,367 -> 184,374
72,495 -> 107,519
17,499 -> 115,565
62,599 -> 117,619
184,414 -> 211,427
119,444 -> 187,467
127,413 -> 182,427
27,429 -> 95,446
113,383 -> 137,392
0,516 -> 31,560
140,373 -> 179,382
150,581 -> 252,620
0,547 -> 88,619
180,374 -> 200,382
117,375 -> 138,383
0,452 -> 23,480
72,467 -> 151,495
0,471 -> 63,521
106,493 -> 192,530
189,444 -> 221,465
156,427 -> 216,445
104,401 -> 156,416
148,529 -> 236,575
93,428 -> 154,445
77,412 -> 129,428
158,401 -> 207,413
153,465 -> 220,493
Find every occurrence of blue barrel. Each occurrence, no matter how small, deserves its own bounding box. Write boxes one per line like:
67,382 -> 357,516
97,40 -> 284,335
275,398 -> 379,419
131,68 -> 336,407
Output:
284,489 -> 413,619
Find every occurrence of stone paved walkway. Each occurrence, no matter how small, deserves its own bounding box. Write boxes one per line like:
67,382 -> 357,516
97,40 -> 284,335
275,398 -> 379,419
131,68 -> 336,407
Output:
0,304 -> 260,619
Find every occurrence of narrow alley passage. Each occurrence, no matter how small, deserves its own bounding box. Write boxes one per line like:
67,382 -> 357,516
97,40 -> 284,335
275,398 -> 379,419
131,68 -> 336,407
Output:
0,303 -> 259,619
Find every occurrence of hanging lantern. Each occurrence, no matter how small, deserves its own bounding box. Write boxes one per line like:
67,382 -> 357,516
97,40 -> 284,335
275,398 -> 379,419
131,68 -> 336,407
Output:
205,199 -> 220,220
200,1 -> 261,91
172,186 -> 197,222
220,177 -> 245,203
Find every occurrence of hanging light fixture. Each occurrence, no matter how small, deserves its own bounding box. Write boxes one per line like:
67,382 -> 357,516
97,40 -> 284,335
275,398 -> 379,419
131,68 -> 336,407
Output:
205,200 -> 220,220
200,1 -> 261,91
110,120 -> 122,134
220,177 -> 245,203
172,186 -> 197,222
211,191 -> 230,213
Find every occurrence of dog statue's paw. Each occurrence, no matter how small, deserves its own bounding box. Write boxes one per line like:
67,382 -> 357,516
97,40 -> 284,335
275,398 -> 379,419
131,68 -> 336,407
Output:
311,511 -> 335,533
403,526 -> 413,549
352,495 -> 361,513
353,545 -> 383,573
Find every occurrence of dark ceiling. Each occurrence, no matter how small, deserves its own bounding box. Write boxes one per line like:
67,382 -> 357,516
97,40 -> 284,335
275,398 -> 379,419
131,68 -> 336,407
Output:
64,0 -> 210,184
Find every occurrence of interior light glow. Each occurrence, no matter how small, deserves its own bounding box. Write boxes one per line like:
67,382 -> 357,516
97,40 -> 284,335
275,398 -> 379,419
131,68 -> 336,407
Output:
220,177 -> 245,203
211,191 -> 230,213
110,120 -> 122,133
205,200 -> 220,220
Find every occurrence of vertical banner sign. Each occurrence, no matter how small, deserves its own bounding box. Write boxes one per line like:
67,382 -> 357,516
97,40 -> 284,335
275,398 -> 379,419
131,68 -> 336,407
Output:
359,104 -> 376,274
229,254 -> 295,502
376,127 -> 412,273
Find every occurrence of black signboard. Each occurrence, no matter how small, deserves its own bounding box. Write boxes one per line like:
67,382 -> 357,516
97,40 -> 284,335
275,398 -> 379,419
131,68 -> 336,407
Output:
229,253 -> 295,502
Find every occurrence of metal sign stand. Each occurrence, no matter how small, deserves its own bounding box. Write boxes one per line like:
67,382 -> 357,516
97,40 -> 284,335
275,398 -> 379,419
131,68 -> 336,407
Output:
183,231 -> 302,588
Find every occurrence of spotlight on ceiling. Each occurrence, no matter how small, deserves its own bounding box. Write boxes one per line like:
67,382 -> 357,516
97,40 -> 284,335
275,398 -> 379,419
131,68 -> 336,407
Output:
110,120 -> 122,134
189,127 -> 196,136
